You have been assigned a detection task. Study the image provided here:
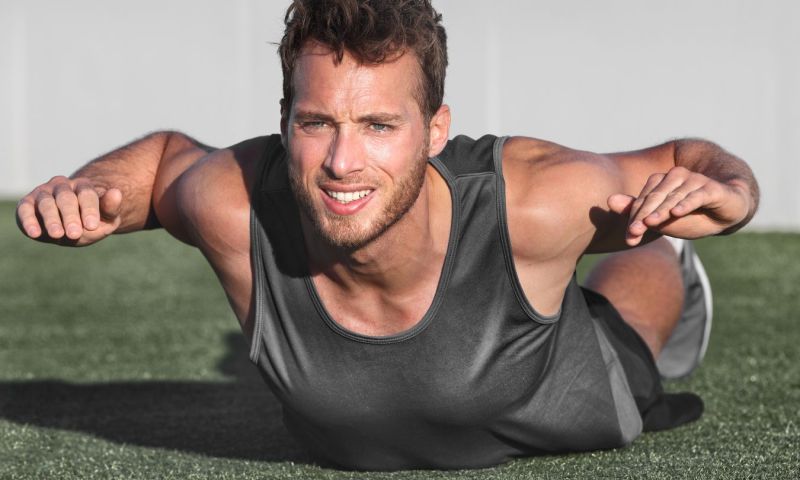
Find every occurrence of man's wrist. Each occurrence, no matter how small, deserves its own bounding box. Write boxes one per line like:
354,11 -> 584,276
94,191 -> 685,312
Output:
718,179 -> 756,234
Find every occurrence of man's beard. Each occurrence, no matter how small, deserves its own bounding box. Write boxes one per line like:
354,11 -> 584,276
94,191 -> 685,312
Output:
288,142 -> 430,251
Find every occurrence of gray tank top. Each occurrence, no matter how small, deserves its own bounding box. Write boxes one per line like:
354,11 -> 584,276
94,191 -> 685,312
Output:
249,134 -> 641,470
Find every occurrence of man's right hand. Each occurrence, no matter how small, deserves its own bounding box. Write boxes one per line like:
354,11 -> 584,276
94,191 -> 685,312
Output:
16,176 -> 123,246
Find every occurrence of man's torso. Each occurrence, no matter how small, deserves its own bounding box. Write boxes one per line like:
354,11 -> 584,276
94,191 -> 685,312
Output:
175,134 -> 603,338
244,134 -> 640,469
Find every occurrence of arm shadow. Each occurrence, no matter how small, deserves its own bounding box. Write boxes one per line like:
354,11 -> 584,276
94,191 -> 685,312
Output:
0,332 -> 310,463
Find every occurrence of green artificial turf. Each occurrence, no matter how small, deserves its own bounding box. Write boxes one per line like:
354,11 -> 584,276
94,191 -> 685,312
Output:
0,200 -> 798,479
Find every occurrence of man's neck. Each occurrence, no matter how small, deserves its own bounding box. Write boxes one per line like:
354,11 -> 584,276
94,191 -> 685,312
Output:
306,165 -> 451,294
302,165 -> 452,335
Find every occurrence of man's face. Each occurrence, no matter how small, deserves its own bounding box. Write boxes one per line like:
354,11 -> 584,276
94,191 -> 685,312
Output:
284,43 -> 435,250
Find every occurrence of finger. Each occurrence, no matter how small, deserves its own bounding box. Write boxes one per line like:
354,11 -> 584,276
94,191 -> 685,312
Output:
74,181 -> 101,230
99,188 -> 123,221
628,173 -> 666,220
627,173 -> 666,236
628,169 -> 700,235
53,183 -> 83,240
35,191 -> 65,238
670,189 -> 709,218
608,194 -> 650,246
607,194 -> 635,215
642,184 -> 700,227
16,198 -> 42,238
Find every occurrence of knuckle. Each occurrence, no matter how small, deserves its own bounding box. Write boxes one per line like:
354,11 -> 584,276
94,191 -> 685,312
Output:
647,173 -> 665,183
54,190 -> 76,204
16,196 -> 32,209
656,199 -> 673,210
73,178 -> 93,190
641,194 -> 664,208
53,184 -> 78,200
664,191 -> 685,203
35,190 -> 54,204
24,192 -> 38,203
49,177 -> 72,191
76,187 -> 99,201
706,182 -> 724,197
30,185 -> 46,197
686,190 -> 703,201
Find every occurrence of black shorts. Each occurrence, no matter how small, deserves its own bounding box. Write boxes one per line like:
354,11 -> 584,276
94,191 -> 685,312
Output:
582,287 -> 704,432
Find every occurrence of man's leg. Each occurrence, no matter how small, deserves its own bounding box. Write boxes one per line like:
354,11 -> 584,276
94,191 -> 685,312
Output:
585,237 -> 714,379
583,237 -> 684,359
584,237 -> 709,429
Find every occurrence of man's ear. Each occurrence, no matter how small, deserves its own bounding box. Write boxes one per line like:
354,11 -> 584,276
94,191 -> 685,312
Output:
427,104 -> 451,157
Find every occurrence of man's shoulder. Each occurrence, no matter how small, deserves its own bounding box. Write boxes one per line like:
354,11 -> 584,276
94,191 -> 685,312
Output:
183,134 -> 281,195
501,135 -> 615,174
438,134 -> 591,178
204,134 -> 281,179
175,134 -> 281,248
501,136 -> 622,204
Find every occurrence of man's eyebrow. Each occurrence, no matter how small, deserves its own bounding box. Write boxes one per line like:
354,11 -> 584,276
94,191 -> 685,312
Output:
292,111 -> 405,124
357,113 -> 405,124
293,110 -> 335,123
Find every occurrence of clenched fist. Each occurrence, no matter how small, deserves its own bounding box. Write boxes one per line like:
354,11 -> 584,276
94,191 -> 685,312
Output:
16,176 -> 123,246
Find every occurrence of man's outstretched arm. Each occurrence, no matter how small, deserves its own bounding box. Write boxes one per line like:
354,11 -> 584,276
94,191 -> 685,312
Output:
606,138 -> 760,247
15,131 -> 213,246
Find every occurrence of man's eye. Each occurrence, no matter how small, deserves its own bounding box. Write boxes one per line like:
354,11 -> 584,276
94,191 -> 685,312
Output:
370,123 -> 391,132
300,121 -> 327,131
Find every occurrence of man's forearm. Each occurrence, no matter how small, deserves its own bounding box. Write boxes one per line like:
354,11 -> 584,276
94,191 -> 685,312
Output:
72,131 -> 168,232
672,138 -> 760,233
71,131 -> 211,233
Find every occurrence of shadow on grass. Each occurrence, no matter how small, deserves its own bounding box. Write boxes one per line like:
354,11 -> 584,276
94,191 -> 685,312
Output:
0,333 -> 310,463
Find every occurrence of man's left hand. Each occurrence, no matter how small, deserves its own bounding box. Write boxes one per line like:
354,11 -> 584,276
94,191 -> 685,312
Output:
607,166 -> 751,246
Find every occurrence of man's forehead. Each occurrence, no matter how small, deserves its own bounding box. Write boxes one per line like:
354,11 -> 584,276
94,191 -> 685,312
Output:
294,45 -> 417,85
296,40 -> 414,70
291,42 -> 422,111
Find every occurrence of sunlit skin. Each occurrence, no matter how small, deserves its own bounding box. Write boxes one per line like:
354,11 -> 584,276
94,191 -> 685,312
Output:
7,5 -> 764,465
13,43 -> 757,348
281,43 -> 453,335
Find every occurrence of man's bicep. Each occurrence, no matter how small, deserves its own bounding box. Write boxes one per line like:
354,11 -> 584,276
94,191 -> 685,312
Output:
151,144 -> 217,245
505,143 -> 625,259
519,150 -> 659,256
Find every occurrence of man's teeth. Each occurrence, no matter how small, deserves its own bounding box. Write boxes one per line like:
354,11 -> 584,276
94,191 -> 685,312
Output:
325,189 -> 372,204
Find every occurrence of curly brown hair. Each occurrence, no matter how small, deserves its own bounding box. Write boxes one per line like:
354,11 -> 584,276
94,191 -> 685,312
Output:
278,0 -> 448,122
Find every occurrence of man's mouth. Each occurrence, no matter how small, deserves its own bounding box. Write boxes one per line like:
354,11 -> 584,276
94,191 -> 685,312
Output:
324,189 -> 374,205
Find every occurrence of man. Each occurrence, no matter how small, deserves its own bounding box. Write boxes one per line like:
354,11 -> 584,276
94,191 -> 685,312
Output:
15,0 -> 758,471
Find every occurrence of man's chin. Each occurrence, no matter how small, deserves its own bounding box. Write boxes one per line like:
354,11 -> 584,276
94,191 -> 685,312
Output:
312,219 -> 384,251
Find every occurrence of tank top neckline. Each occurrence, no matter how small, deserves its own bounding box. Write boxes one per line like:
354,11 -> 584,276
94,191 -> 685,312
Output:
303,156 -> 460,345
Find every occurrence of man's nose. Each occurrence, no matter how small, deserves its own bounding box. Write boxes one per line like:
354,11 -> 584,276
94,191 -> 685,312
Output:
324,128 -> 366,178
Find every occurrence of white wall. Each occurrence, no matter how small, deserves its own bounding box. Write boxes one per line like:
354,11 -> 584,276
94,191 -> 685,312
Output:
1,0 -> 797,229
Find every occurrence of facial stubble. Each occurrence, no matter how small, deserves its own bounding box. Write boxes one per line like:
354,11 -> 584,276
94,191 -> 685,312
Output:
288,140 -> 431,251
